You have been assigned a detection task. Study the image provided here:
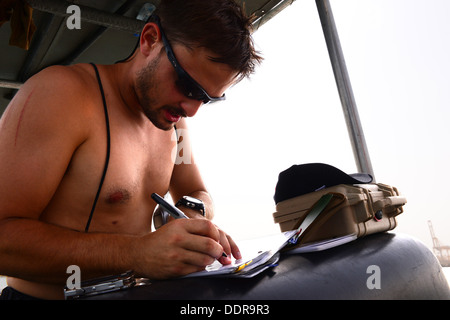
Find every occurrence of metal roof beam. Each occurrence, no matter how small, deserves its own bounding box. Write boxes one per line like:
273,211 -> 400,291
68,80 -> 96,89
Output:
0,79 -> 23,89
27,0 -> 146,33
316,0 -> 375,179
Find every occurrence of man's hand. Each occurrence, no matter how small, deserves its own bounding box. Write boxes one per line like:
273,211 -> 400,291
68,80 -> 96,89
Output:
174,206 -> 242,265
134,219 -> 237,279
153,203 -> 242,266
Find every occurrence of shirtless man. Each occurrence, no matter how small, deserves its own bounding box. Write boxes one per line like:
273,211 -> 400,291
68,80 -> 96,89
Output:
0,0 -> 261,299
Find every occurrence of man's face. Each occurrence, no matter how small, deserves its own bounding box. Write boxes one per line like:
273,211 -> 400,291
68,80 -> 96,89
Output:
135,54 -> 183,131
135,42 -> 238,131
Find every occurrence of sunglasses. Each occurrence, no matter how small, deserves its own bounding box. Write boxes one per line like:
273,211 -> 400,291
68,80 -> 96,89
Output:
153,16 -> 226,105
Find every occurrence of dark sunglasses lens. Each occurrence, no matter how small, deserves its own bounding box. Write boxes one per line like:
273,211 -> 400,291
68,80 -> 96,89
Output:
176,77 -> 210,103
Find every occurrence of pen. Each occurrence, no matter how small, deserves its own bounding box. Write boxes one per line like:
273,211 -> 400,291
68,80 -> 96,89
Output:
151,193 -> 228,258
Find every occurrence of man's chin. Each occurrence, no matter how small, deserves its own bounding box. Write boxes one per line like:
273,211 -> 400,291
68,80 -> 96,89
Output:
152,118 -> 177,131
143,110 -> 176,131
148,120 -> 172,131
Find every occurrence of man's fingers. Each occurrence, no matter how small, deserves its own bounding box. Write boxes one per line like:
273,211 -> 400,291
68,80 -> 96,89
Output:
165,219 -> 243,269
216,230 -> 241,265
171,219 -> 224,260
181,219 -> 220,242
228,234 -> 242,260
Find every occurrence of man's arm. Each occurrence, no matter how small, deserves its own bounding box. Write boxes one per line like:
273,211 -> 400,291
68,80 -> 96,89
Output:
169,120 -> 214,219
0,217 -> 136,284
169,119 -> 241,262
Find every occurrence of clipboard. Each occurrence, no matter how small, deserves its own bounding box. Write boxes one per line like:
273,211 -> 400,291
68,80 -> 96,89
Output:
185,194 -> 341,278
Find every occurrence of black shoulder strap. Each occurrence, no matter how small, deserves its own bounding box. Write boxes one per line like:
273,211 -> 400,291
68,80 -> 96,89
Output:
85,63 -> 111,232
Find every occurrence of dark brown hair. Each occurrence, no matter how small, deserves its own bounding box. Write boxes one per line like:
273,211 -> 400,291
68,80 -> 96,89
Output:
153,0 -> 262,82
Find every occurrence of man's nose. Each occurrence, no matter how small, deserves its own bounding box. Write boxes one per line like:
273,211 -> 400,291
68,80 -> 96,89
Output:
180,99 -> 203,117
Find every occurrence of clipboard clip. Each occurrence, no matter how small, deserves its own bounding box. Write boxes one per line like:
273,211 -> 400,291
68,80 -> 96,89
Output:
64,270 -> 150,300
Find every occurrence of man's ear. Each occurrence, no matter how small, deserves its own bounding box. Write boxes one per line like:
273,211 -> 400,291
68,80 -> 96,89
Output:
140,23 -> 161,57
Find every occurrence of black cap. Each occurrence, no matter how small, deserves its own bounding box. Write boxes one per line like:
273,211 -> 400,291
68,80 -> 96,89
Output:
274,163 -> 373,204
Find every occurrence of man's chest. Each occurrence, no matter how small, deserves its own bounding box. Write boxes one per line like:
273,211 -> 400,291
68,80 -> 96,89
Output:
102,131 -> 177,204
50,124 -> 179,233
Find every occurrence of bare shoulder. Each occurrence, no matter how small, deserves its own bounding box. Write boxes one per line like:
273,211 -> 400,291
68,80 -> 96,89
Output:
0,63 -> 102,152
3,64 -> 101,138
0,64 -> 102,218
0,63 -> 106,162
33,63 -> 94,85
27,64 -> 98,105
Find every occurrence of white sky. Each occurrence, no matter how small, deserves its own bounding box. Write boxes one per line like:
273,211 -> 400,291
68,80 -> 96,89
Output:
187,0 -> 450,251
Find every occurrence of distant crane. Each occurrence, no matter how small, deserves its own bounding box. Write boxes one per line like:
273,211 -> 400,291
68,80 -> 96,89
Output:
428,220 -> 450,267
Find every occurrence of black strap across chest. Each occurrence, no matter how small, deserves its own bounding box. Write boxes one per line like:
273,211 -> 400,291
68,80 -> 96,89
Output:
84,64 -> 179,232
85,63 -> 111,232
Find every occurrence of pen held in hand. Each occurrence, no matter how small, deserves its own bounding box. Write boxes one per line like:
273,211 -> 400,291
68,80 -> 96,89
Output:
151,193 -> 228,258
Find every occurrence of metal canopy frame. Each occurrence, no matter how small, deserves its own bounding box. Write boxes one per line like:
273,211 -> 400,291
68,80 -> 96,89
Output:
0,0 -> 374,177
316,0 -> 375,179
